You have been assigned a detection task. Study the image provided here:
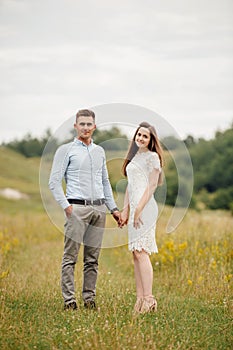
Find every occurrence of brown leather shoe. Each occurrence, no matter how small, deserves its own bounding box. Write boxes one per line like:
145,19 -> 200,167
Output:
64,301 -> 78,311
84,300 -> 97,310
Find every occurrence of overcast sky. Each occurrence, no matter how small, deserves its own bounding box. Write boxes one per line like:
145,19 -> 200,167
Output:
0,0 -> 232,143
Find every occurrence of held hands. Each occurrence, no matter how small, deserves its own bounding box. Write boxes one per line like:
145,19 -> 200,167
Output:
112,209 -> 128,228
114,207 -> 143,229
112,210 -> 121,225
118,209 -> 129,228
112,207 -> 143,229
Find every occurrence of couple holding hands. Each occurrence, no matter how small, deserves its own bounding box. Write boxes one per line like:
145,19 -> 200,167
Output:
49,109 -> 163,314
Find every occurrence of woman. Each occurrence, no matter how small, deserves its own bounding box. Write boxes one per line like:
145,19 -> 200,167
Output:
121,121 -> 163,314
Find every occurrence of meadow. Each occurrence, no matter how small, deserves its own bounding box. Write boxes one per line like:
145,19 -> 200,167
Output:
0,147 -> 232,349
0,207 -> 232,350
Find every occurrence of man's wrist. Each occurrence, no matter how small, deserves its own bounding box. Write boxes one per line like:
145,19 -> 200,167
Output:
110,207 -> 119,214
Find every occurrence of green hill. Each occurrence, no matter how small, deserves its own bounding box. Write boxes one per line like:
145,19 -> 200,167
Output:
0,147 -> 42,213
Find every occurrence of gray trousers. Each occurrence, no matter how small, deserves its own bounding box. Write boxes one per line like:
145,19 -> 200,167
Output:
61,204 -> 106,304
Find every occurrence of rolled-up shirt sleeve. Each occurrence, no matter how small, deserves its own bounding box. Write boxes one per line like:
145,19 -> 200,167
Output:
49,144 -> 71,209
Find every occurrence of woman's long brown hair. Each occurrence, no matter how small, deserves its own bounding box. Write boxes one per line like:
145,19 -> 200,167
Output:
122,122 -> 164,185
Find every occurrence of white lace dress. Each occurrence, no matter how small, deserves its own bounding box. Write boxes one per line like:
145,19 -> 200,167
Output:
126,151 -> 161,254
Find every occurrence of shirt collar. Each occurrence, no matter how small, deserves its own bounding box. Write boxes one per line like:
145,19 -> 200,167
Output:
73,137 -> 94,147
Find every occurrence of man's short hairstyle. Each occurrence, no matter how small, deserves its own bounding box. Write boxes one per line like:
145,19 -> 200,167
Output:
76,109 -> 95,123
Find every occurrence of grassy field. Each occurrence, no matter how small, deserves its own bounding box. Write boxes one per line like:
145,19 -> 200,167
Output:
0,147 -> 232,349
0,208 -> 232,350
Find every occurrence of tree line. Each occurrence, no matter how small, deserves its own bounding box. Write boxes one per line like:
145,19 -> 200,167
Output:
1,127 -> 128,157
163,126 -> 233,211
2,125 -> 233,211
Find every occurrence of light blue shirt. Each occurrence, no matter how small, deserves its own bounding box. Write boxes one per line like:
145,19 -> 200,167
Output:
49,138 -> 117,211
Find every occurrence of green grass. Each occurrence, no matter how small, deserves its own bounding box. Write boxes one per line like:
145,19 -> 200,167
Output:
0,147 -> 42,213
0,147 -> 40,190
0,209 -> 232,350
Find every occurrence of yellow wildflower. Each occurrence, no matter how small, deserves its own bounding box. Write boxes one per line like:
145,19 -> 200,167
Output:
224,274 -> 232,283
178,242 -> 188,250
0,270 -> 9,279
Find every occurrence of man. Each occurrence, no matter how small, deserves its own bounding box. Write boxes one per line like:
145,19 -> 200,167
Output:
49,109 -> 121,310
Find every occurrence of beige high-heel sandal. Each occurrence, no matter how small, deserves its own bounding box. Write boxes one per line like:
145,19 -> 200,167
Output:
133,298 -> 143,314
140,296 -> 157,313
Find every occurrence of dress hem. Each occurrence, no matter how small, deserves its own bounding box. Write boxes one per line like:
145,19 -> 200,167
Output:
129,247 -> 158,255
